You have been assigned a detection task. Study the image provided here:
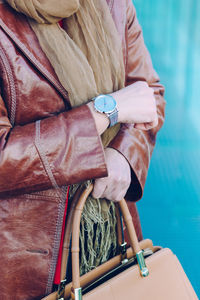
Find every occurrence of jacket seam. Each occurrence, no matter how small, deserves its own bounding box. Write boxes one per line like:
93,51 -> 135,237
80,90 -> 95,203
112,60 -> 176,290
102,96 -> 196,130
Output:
46,185 -> 68,294
22,192 -> 61,200
34,120 -> 68,293
35,120 -> 60,191
0,178 -> 51,194
0,46 -> 16,126
19,194 -> 60,201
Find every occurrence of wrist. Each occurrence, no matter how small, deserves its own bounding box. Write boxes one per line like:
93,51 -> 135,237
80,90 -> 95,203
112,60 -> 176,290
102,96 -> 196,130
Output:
87,102 -> 109,135
110,91 -> 123,123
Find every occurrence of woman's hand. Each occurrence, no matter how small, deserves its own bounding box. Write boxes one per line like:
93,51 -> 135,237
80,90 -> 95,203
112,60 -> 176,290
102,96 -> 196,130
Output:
92,147 -> 131,202
111,81 -> 158,129
87,81 -> 158,135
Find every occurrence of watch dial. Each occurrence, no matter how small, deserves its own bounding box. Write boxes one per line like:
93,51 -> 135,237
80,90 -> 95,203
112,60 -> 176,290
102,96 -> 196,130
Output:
94,95 -> 116,113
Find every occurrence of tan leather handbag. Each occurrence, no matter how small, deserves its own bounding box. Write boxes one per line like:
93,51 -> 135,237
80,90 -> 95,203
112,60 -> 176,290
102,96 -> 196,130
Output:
43,183 -> 198,300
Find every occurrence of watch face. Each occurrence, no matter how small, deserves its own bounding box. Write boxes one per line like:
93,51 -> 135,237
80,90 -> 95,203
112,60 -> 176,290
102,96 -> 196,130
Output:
94,95 -> 116,113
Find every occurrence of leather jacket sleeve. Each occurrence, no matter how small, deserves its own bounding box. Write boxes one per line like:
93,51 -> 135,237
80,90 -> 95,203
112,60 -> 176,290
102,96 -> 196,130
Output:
109,0 -> 166,201
0,95 -> 107,196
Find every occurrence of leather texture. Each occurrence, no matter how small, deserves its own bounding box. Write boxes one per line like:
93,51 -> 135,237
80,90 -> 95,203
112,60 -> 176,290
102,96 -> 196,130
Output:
73,186 -> 198,300
42,183 -> 156,300
42,241 -> 155,300
0,0 -> 165,299
82,249 -> 198,300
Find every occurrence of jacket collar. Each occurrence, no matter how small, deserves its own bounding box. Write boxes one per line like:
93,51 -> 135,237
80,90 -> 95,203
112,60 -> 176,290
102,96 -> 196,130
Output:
0,2 -> 70,104
0,0 -> 116,104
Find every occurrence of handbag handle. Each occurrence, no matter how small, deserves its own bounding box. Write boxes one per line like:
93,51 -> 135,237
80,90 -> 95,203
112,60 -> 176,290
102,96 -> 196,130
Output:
71,183 -> 149,299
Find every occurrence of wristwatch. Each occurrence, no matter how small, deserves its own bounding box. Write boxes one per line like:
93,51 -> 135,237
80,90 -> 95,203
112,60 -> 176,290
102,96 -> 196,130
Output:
93,94 -> 118,127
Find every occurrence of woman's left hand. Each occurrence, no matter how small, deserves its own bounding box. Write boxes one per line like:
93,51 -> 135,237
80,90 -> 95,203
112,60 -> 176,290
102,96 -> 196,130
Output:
92,147 -> 131,202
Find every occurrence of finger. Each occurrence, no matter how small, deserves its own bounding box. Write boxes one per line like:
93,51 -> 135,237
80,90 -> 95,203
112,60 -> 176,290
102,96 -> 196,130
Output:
134,123 -> 147,130
101,184 -> 116,200
133,82 -> 150,95
133,81 -> 148,89
101,176 -> 130,202
151,115 -> 158,128
92,177 -> 107,199
102,185 -> 128,202
115,191 -> 127,202
134,123 -> 153,131
145,115 -> 158,130
148,87 -> 155,95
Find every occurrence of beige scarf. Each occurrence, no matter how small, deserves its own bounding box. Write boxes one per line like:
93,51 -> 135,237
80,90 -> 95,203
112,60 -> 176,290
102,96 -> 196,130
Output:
6,0 -> 125,273
7,0 -> 125,145
6,0 -> 125,103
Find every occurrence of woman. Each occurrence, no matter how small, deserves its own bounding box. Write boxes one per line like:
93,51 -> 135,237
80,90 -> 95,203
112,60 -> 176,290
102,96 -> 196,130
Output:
0,0 -> 165,299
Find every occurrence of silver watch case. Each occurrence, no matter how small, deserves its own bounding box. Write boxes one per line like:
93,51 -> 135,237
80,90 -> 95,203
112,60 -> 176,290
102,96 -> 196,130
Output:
93,94 -> 118,127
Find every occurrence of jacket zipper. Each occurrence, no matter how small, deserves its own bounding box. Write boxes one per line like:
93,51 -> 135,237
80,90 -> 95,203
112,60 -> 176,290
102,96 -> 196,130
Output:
46,186 -> 68,295
0,46 -> 16,126
0,19 -> 70,107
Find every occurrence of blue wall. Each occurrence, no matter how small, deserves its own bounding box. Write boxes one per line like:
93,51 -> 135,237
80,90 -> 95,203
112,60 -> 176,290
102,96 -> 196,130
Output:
133,0 -> 200,296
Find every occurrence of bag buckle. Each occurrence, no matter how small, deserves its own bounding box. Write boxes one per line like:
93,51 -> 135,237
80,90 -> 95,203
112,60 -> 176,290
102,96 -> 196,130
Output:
136,250 -> 149,277
74,288 -> 82,300
71,287 -> 82,300
143,248 -> 153,257
120,242 -> 128,264
57,279 -> 67,300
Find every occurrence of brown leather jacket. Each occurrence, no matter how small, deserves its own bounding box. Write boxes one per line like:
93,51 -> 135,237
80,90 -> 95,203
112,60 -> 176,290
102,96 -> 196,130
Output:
0,0 -> 165,299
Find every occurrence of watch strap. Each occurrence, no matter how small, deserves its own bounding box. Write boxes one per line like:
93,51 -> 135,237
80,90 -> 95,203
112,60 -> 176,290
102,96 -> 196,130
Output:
107,108 -> 118,128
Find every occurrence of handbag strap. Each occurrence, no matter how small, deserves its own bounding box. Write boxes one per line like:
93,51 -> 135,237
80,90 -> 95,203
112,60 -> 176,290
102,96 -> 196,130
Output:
42,184 -> 153,300
71,183 -> 149,299
59,185 -> 124,282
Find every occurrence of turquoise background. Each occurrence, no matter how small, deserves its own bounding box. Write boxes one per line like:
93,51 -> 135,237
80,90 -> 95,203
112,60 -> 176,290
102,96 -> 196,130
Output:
133,0 -> 200,296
